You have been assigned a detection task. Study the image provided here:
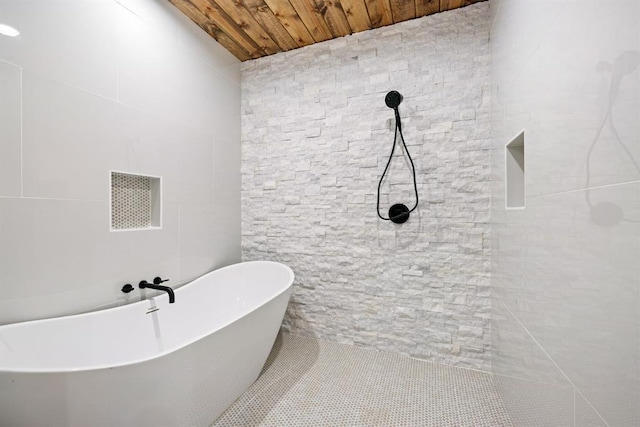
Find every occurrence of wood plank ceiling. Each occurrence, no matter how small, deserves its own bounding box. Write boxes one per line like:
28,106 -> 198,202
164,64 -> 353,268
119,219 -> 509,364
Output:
169,0 -> 486,61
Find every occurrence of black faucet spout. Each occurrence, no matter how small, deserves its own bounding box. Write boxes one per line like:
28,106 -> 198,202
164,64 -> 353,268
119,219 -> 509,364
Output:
139,281 -> 175,303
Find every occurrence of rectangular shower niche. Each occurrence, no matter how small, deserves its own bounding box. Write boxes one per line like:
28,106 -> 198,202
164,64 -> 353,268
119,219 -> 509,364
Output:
110,171 -> 162,231
505,131 -> 525,209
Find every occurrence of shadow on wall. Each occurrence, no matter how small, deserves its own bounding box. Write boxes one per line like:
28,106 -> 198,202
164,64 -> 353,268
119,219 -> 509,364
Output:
587,51 -> 640,227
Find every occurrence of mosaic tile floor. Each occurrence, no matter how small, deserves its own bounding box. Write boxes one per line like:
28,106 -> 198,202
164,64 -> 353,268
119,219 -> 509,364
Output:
212,334 -> 512,427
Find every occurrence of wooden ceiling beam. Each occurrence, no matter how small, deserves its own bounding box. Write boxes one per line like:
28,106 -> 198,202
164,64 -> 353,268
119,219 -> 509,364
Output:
211,0 -> 281,55
416,0 -> 439,17
241,0 -> 300,51
263,0 -> 316,47
390,0 -> 416,22
440,0 -> 483,11
364,0 -> 393,28
316,0 -> 352,38
339,0 -> 371,33
189,0 -> 265,58
169,0 -> 251,61
440,0 -> 461,10
288,0 -> 334,42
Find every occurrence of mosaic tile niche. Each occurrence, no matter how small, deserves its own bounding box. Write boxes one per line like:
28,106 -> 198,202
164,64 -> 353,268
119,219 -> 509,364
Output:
110,172 -> 161,230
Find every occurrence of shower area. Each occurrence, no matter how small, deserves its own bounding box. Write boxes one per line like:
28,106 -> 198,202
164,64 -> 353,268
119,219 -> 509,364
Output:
0,0 -> 638,425
241,0 -> 640,424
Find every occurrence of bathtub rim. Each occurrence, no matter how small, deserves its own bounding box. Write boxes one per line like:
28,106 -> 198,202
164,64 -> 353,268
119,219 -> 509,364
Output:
0,260 -> 294,374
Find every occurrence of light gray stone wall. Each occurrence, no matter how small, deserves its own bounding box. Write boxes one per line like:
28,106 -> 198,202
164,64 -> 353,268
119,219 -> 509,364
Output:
241,3 -> 490,370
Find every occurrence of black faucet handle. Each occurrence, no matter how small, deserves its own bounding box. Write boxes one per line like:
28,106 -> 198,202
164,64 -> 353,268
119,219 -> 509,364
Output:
153,277 -> 169,285
121,284 -> 134,293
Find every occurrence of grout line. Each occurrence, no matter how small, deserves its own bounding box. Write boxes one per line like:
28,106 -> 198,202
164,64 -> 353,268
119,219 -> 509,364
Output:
527,179 -> 640,199
0,58 -> 21,68
0,196 -> 104,202
576,390 -> 611,427
573,387 -> 576,427
491,371 -> 573,390
177,205 -> 182,282
112,0 -> 143,20
19,65 -> 23,198
115,0 -> 121,103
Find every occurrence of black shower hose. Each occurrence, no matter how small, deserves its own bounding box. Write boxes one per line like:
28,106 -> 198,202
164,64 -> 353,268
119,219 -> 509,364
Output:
376,107 -> 419,221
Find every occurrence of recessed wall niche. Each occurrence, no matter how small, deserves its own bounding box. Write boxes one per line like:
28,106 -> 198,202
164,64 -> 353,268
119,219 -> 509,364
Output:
110,171 -> 161,231
505,131 -> 525,209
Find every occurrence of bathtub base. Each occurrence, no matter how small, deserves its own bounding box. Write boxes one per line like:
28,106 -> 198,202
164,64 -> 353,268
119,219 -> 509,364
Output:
0,286 -> 290,427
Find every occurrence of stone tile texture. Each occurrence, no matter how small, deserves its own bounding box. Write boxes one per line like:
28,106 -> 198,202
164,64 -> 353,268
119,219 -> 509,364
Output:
212,334 -> 511,426
241,4 -> 491,370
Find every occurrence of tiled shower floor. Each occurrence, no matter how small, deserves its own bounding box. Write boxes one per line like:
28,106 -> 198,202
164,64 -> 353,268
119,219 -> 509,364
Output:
212,334 -> 512,426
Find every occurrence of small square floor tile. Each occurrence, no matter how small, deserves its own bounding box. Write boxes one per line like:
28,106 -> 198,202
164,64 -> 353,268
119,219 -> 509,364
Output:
212,334 -> 512,427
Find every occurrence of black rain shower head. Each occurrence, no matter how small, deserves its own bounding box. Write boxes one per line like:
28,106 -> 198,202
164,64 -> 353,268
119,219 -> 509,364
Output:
385,91 -> 403,109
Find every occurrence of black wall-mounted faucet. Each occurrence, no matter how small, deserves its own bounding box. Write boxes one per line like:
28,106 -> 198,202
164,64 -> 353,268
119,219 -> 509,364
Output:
139,278 -> 175,303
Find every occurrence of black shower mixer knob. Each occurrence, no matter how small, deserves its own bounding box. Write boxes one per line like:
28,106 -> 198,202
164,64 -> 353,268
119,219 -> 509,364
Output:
389,203 -> 410,224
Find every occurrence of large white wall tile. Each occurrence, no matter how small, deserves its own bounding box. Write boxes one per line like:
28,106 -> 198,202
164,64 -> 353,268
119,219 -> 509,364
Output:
179,203 -> 240,283
0,198 -> 180,324
175,21 -> 241,85
115,0 -> 241,84
0,60 -> 21,197
117,5 -> 239,132
0,0 -> 119,98
115,106 -> 215,205
22,71 -> 120,200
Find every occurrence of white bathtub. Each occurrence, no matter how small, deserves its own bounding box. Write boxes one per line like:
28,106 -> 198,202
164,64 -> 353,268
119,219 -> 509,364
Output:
0,261 -> 294,427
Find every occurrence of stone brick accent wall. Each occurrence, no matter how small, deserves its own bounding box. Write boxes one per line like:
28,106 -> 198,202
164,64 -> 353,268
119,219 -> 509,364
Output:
241,3 -> 490,370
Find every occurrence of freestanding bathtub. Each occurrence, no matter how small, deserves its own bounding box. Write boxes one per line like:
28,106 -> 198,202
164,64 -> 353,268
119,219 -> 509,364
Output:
0,261 -> 294,427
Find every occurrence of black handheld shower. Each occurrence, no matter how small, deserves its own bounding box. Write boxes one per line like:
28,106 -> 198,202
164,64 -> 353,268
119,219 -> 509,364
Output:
385,90 -> 403,109
376,91 -> 419,224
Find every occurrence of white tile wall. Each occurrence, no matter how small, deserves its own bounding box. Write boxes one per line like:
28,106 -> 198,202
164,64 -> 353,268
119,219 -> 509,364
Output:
22,70 -> 121,200
0,0 -> 241,324
491,0 -> 640,424
117,5 -> 217,131
0,60 -> 22,197
0,0 -> 119,98
242,4 -> 492,370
